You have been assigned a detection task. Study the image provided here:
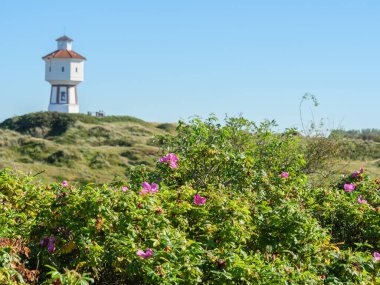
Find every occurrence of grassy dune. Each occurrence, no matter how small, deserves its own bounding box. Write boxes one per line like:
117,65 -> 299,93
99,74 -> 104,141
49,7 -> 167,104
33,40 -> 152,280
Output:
0,112 -> 175,183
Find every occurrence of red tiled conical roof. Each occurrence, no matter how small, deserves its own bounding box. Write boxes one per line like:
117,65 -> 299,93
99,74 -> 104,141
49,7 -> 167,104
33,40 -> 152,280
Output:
42,50 -> 86,60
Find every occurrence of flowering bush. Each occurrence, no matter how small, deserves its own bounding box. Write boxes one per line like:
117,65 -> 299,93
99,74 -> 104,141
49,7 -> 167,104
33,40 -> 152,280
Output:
0,116 -> 379,284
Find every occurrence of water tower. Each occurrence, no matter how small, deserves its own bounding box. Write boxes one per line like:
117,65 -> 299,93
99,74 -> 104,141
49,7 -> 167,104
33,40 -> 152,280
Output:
42,35 -> 86,113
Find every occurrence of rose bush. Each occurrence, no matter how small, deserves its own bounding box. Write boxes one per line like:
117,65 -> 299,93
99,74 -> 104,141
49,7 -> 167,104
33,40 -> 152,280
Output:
0,116 -> 379,284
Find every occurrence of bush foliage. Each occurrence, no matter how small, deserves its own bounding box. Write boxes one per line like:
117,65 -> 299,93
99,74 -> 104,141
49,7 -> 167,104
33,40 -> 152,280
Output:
1,116 -> 379,284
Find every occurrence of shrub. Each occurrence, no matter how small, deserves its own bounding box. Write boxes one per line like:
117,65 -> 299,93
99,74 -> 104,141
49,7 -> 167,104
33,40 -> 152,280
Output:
0,116 -> 379,284
45,150 -> 78,166
156,123 -> 177,132
154,116 -> 306,191
0,112 -> 76,137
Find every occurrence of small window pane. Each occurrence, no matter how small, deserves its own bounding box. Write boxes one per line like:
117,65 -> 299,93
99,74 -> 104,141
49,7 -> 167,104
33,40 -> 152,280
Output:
60,92 -> 66,102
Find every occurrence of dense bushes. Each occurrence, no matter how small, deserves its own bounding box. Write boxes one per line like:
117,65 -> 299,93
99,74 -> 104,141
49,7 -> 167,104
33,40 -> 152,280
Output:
336,139 -> 380,161
153,117 -> 306,191
329,129 -> 380,161
1,116 -> 379,284
0,112 -> 77,137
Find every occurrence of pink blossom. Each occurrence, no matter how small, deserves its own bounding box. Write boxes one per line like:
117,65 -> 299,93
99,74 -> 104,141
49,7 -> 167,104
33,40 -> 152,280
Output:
280,172 -> 289,178
47,242 -> 56,253
159,153 -> 179,169
40,236 -> 56,253
357,195 -> 368,204
137,248 -> 153,259
344,183 -> 355,192
61,180 -> 68,187
359,167 -> 364,173
139,182 -> 159,195
374,252 -> 380,261
122,186 -> 128,192
139,189 -> 149,195
194,194 -> 206,206
351,171 -> 360,178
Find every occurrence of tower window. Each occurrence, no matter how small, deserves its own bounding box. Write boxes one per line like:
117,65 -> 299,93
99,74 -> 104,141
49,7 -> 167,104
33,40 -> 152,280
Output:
62,67 -> 64,72
76,67 -> 78,72
60,92 -> 66,102
49,67 -> 51,72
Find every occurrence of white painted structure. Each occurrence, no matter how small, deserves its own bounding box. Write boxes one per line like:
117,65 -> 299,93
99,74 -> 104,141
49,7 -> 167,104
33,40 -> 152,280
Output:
42,35 -> 86,113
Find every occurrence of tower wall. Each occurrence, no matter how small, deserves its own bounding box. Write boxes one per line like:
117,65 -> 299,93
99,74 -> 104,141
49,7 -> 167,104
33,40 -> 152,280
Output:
57,41 -> 72,51
70,61 -> 84,81
45,59 -> 84,83
68,87 -> 77,104
49,85 -> 79,113
48,104 -> 79,113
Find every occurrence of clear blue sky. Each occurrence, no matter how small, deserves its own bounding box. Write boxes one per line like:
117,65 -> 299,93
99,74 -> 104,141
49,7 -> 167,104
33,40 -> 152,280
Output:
1,0 -> 379,130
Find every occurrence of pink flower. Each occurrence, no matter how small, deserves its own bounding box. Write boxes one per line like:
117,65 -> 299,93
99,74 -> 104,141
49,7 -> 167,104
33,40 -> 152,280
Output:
359,167 -> 364,173
344,183 -> 355,192
159,153 -> 179,168
194,194 -> 206,206
374,252 -> 380,261
61,180 -> 68,187
357,195 -> 368,204
280,172 -> 289,178
40,236 -> 56,253
351,171 -> 360,178
137,248 -> 153,259
122,186 -> 128,192
139,182 -> 159,195
47,242 -> 56,253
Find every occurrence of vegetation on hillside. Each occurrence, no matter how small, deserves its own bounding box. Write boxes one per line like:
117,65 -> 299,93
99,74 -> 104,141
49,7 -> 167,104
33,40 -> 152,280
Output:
0,112 -> 149,137
0,112 -> 175,183
1,116 -> 379,284
331,129 -> 380,143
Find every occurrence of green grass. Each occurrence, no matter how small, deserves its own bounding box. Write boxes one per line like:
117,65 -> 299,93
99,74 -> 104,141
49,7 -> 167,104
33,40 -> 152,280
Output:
337,159 -> 380,177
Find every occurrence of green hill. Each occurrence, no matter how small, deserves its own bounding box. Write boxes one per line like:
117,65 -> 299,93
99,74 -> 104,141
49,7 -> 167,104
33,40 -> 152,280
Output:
0,112 -> 175,184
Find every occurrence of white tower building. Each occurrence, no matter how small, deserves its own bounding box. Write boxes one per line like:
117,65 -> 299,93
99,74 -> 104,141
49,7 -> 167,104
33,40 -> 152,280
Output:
42,35 -> 86,113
